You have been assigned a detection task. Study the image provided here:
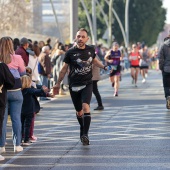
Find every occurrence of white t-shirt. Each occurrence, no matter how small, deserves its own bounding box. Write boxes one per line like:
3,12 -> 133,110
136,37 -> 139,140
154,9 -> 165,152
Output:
28,55 -> 40,82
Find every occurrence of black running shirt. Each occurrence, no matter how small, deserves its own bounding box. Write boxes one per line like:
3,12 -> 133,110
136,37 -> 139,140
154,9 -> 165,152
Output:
64,45 -> 96,87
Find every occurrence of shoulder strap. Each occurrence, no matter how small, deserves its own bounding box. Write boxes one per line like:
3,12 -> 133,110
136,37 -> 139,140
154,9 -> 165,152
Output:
33,58 -> 38,73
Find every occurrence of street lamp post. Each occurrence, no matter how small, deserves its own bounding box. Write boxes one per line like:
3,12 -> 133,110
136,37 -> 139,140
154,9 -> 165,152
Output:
105,0 -> 127,47
108,0 -> 113,48
49,0 -> 63,42
70,0 -> 78,43
80,0 -> 95,44
92,0 -> 97,44
125,0 -> 130,48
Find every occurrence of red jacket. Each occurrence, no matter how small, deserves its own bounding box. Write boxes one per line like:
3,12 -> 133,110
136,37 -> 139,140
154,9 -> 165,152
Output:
15,46 -> 29,66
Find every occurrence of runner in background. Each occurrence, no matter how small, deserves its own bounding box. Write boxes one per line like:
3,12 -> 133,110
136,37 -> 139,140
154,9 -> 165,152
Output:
129,44 -> 141,87
104,42 -> 123,97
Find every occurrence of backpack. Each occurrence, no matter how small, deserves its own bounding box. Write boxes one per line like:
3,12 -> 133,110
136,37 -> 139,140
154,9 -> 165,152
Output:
38,62 -> 43,74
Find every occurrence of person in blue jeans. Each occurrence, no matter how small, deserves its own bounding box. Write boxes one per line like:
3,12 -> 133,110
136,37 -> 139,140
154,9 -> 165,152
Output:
0,61 -> 15,161
0,37 -> 26,153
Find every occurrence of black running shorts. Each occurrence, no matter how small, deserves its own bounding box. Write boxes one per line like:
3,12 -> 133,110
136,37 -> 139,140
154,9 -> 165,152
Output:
69,83 -> 93,112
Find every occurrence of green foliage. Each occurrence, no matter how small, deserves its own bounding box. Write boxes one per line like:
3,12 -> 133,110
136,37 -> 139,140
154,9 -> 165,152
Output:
78,0 -> 166,46
127,0 -> 166,46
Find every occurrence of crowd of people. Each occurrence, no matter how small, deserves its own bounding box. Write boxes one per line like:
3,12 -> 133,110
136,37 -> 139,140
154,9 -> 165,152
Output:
0,36 -> 72,161
0,29 -> 166,161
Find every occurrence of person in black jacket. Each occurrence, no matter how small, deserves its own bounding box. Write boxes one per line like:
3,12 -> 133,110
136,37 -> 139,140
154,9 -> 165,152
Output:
0,61 -> 15,161
159,32 -> 170,109
25,67 -> 48,142
21,75 -> 53,145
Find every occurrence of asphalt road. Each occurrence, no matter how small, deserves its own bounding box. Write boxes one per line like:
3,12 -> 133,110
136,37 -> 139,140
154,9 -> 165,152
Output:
1,70 -> 170,170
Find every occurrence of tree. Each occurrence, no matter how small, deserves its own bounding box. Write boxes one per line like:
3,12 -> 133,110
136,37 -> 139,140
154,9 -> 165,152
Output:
128,0 -> 166,46
78,0 -> 166,46
0,0 -> 32,33
78,0 -> 108,42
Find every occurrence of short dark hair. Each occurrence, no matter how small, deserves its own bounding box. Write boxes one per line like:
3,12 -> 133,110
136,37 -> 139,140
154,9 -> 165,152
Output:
46,38 -> 51,44
78,28 -> 88,34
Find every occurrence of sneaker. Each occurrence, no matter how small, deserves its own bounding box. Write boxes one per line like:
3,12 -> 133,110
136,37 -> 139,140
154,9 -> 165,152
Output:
114,92 -> 118,97
142,79 -> 146,83
0,147 -> 6,154
0,155 -> 5,161
22,142 -> 32,146
81,135 -> 90,145
94,106 -> 104,110
14,145 -> 23,152
166,96 -> 170,109
30,136 -> 37,143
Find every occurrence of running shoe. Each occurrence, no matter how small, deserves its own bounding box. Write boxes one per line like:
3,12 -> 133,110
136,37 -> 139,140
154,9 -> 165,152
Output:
114,92 -> 118,97
142,79 -> 146,83
81,135 -> 90,145
94,106 -> 104,110
166,96 -> 170,109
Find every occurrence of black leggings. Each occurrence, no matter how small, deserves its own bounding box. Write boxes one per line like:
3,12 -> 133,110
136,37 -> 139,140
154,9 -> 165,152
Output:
21,113 -> 34,142
92,80 -> 103,106
69,83 -> 93,112
162,71 -> 170,98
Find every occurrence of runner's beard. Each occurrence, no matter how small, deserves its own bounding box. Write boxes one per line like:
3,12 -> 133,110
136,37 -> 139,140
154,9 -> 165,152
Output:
77,41 -> 85,48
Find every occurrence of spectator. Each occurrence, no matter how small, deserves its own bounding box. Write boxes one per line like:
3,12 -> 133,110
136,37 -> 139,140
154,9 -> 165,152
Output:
21,75 -> 52,145
92,55 -> 104,110
27,43 -> 40,84
51,42 -> 65,87
38,40 -> 45,52
0,55 -> 15,161
0,36 -> 26,153
15,37 -> 29,66
13,38 -> 20,51
45,38 -> 52,50
38,46 -> 52,100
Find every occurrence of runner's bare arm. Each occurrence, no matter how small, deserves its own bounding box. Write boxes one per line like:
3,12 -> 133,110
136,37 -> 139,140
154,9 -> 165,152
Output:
93,57 -> 106,70
104,50 -> 111,62
56,63 -> 69,85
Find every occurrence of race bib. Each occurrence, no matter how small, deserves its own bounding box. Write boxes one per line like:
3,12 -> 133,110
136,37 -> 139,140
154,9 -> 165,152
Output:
72,85 -> 86,92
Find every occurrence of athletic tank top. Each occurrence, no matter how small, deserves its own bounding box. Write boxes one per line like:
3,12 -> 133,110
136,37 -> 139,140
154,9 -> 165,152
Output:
108,50 -> 121,66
